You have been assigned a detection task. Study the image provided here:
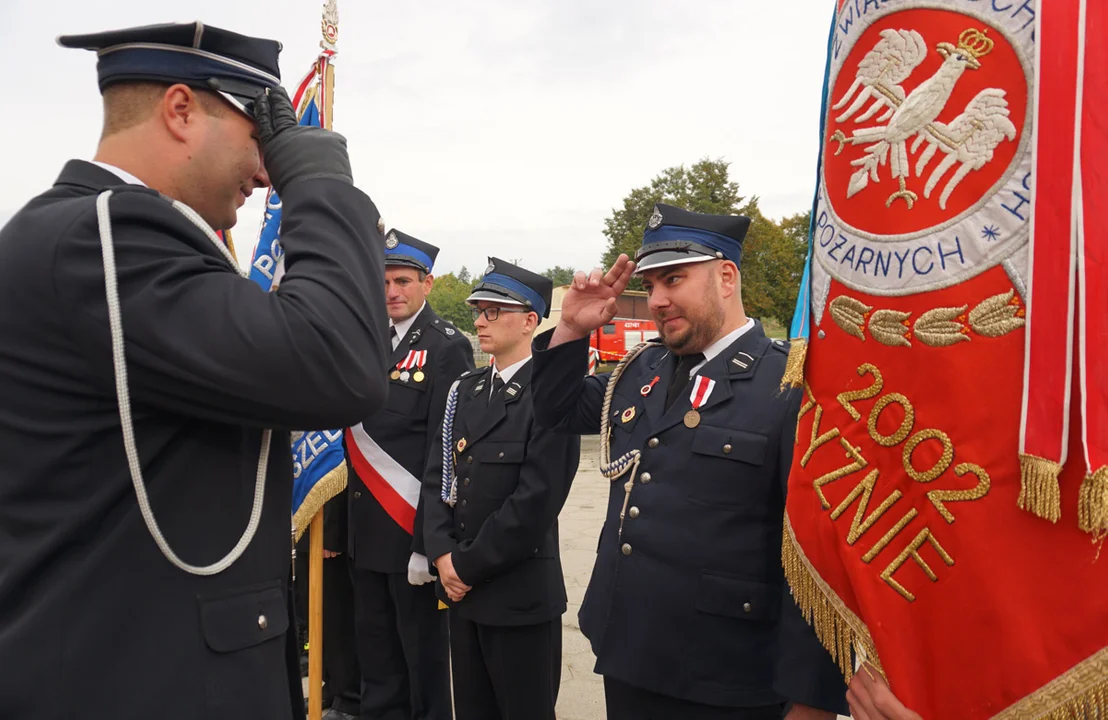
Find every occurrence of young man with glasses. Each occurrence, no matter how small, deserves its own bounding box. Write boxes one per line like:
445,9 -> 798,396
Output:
422,258 -> 579,720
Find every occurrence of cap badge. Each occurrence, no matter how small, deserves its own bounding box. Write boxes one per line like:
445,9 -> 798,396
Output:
647,207 -> 664,229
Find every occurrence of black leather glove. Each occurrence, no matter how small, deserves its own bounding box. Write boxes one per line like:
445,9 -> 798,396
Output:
253,86 -> 353,192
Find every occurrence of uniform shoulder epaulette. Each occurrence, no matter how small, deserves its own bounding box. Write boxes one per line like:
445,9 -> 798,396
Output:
768,337 -> 790,354
458,364 -> 492,381
636,338 -> 667,358
429,317 -> 463,339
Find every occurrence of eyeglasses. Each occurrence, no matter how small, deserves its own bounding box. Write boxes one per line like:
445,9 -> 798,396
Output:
470,306 -> 531,322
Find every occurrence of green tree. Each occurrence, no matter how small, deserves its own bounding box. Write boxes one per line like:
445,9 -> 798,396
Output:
780,211 -> 812,249
599,158 -> 809,327
456,266 -> 472,285
739,207 -> 809,329
427,272 -> 476,331
542,266 -> 577,287
601,159 -> 753,285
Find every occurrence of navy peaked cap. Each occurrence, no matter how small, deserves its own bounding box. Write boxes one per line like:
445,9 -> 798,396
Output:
58,22 -> 282,117
634,203 -> 752,273
467,258 -> 554,319
384,230 -> 439,274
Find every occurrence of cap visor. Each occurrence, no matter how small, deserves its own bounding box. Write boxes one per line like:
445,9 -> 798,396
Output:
385,258 -> 430,272
465,289 -> 526,306
633,252 -> 716,274
216,90 -> 256,118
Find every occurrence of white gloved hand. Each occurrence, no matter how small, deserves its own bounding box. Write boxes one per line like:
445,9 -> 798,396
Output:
407,552 -> 434,586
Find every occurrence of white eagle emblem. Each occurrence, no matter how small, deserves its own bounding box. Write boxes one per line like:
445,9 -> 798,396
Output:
321,0 -> 339,49
647,207 -> 664,229
809,4 -> 1034,304
829,27 -> 1017,211
385,232 -> 399,250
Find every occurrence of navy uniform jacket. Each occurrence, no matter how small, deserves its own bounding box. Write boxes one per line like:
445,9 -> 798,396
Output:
0,161 -> 389,720
341,303 -> 474,572
422,361 -> 579,626
531,322 -> 848,714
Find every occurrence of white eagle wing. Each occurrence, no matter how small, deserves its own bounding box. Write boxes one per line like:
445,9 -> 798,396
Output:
834,28 -> 928,124
916,88 -> 1019,208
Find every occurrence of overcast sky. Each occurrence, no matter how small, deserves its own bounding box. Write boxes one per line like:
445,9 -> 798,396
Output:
0,0 -> 835,276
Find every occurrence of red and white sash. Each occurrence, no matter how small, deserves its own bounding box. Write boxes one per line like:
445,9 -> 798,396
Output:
345,425 -> 420,534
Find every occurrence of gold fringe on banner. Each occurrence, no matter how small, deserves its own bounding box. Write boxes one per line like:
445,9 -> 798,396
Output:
1018,454 -> 1063,523
292,460 -> 349,543
993,646 -> 1108,719
781,517 -> 882,683
1078,466 -> 1108,538
780,337 -> 808,391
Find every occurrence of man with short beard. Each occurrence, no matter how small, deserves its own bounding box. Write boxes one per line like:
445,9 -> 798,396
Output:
530,204 -> 849,719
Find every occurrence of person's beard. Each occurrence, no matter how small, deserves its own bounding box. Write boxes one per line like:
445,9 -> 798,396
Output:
655,277 -> 725,356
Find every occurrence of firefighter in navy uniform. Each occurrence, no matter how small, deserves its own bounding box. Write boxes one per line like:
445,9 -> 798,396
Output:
340,230 -> 474,720
0,23 -> 390,720
530,205 -> 850,720
423,259 -> 579,720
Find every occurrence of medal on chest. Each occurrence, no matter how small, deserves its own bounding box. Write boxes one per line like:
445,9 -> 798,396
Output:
684,375 -> 716,428
393,349 -> 427,383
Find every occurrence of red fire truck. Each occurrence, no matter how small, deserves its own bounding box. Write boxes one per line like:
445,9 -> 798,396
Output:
590,318 -> 659,363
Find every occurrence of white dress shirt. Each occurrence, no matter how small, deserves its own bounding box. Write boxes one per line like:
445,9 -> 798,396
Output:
90,161 -> 147,187
689,317 -> 756,376
390,301 -> 427,351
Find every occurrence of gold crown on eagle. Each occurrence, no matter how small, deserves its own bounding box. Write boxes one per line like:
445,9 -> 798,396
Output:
937,28 -> 994,69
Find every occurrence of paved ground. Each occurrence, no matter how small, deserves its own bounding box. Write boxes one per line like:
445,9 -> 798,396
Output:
553,436 -> 608,720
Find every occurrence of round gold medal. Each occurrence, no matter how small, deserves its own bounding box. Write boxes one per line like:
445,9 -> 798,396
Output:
412,370 -> 425,383
683,410 -> 701,429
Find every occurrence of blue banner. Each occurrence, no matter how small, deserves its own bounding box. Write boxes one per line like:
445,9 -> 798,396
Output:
249,98 -> 321,290
247,77 -> 347,535
788,4 -> 840,344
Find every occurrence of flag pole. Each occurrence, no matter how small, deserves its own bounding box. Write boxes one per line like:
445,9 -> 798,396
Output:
308,512 -> 325,720
307,6 -> 339,719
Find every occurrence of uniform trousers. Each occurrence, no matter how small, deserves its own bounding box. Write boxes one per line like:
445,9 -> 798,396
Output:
294,545 -> 360,714
351,568 -> 452,720
448,613 -> 562,720
603,676 -> 786,720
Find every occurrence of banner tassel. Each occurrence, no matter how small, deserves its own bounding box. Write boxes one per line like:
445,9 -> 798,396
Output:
780,337 -> 808,391
1078,467 -> 1108,537
293,461 -> 348,543
1017,454 -> 1063,523
781,519 -> 882,684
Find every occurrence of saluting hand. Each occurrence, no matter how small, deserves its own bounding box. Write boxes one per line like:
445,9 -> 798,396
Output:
433,553 -> 472,603
847,664 -> 922,720
253,86 -> 353,193
550,254 -> 636,348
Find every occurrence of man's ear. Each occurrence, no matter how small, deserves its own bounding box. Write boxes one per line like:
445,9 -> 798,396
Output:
161,84 -> 203,144
718,261 -> 740,299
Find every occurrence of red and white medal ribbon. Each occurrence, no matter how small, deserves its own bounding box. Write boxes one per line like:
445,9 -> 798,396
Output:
397,350 -> 427,372
689,375 -> 716,410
